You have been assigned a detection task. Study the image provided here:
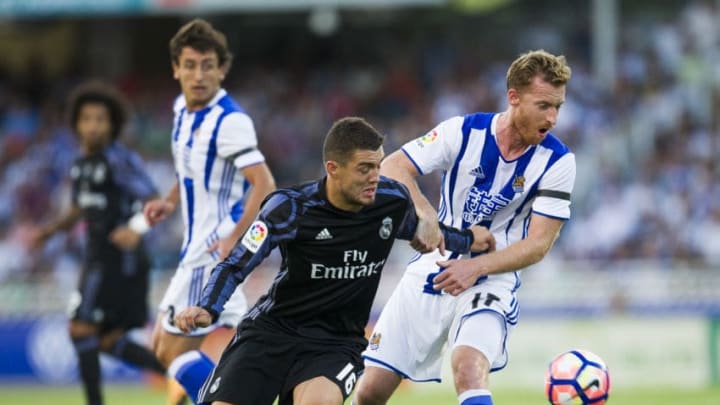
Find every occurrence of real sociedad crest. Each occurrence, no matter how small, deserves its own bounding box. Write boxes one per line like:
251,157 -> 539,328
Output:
512,174 -> 525,193
369,332 -> 382,350
379,217 -> 393,239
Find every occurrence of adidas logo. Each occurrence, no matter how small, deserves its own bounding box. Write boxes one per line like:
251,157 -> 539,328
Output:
315,228 -> 333,240
469,166 -> 485,179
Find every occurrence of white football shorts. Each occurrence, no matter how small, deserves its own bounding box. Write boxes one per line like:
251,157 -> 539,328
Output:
159,261 -> 248,336
362,272 -> 517,382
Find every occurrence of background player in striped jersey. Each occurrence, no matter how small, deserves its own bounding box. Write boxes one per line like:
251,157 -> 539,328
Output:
172,117 -> 495,405
32,81 -> 166,405
354,50 -> 575,405
142,19 -> 276,404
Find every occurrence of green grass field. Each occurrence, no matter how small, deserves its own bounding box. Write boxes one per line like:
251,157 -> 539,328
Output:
3,384 -> 720,405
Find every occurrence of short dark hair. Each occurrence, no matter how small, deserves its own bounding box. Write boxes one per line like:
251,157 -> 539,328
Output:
67,80 -> 129,140
323,117 -> 385,164
169,18 -> 233,70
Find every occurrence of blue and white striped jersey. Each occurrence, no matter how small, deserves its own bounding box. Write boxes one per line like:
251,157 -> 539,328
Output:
401,112 -> 576,288
171,89 -> 266,268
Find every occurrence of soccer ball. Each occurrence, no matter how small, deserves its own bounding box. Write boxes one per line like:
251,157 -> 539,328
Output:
545,349 -> 610,404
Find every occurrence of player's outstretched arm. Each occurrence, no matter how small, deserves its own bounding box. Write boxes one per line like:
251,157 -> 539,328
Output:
174,306 -> 213,333
381,150 -> 443,254
198,192 -> 296,322
31,205 -> 82,248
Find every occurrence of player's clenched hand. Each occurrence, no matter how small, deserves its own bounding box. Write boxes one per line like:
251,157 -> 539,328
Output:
143,198 -> 175,226
468,226 -> 495,253
174,306 -> 212,333
432,258 -> 483,296
411,216 -> 445,255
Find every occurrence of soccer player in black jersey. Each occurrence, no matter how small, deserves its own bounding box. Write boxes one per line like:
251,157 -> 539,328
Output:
174,117 -> 495,405
32,81 -> 165,405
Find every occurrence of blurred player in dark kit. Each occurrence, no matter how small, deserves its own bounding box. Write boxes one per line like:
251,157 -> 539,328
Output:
33,81 -> 165,405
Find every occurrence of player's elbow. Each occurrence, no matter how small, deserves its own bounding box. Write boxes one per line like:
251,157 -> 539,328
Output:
153,343 -> 177,368
380,150 -> 415,179
255,171 -> 277,197
263,175 -> 277,194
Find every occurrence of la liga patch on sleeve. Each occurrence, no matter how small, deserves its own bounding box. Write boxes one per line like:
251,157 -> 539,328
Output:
241,220 -> 268,253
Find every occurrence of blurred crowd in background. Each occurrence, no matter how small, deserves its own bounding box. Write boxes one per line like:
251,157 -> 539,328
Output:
1,0 -> 720,292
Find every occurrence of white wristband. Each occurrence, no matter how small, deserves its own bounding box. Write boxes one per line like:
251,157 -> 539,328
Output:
128,212 -> 151,235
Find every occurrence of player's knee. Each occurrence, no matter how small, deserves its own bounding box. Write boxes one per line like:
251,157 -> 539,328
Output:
150,321 -> 172,365
451,346 -> 490,391
353,386 -> 381,405
153,342 -> 175,367
354,388 -> 388,405
151,333 -> 177,366
354,376 -> 393,405
97,330 -> 123,352
68,320 -> 98,339
294,384 -> 342,405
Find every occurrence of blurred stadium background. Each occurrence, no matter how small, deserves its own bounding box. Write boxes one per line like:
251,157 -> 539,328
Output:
2,0 -> 720,403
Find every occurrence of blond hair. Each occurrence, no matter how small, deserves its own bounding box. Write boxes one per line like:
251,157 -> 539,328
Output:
506,49 -> 571,91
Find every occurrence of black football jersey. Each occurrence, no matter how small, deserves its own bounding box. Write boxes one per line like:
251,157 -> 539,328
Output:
70,143 -> 157,262
200,176 -> 472,343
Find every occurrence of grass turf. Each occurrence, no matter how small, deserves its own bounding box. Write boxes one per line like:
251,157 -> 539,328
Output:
3,384 -> 720,404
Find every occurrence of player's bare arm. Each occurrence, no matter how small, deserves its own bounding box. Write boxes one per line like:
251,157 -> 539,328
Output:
143,182 -> 179,226
433,214 -> 563,296
207,162 -> 276,260
31,205 -> 82,248
381,150 -> 444,254
174,306 -> 213,333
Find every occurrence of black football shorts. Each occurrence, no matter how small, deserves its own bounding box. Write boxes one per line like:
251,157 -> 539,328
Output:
198,327 -> 364,405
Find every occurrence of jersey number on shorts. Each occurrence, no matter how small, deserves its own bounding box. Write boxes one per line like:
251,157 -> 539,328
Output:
471,292 -> 500,309
167,305 -> 176,326
336,362 -> 357,395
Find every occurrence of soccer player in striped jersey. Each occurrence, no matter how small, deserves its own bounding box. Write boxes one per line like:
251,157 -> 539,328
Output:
142,19 -> 276,404
173,117 -> 494,405
32,81 -> 166,405
355,50 -> 576,405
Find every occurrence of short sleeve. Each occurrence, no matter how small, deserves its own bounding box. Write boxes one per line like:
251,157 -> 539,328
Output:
532,153 -> 576,220
216,112 -> 266,169
400,116 -> 465,175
